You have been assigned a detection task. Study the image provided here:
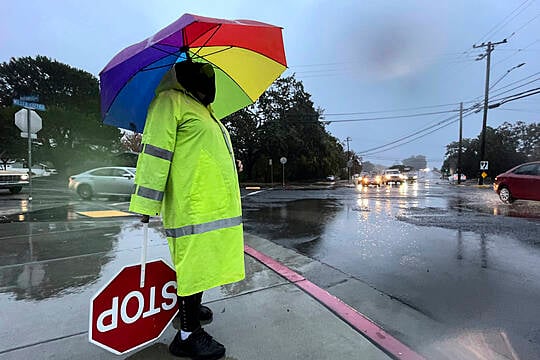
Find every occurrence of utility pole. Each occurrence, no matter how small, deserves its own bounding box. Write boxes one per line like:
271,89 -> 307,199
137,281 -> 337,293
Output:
473,39 -> 507,185
346,137 -> 351,184
457,102 -> 463,185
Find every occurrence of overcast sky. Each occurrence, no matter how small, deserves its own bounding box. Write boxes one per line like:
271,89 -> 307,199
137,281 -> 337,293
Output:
2,0 -> 539,168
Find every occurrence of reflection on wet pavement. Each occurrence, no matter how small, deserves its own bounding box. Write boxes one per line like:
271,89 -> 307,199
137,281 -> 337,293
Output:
241,182 -> 540,359
243,198 -> 341,247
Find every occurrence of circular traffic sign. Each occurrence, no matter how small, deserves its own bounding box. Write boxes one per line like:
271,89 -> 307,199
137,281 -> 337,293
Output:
280,157 -> 287,165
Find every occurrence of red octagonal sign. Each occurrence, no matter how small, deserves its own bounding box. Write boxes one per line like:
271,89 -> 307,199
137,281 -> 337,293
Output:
89,259 -> 178,354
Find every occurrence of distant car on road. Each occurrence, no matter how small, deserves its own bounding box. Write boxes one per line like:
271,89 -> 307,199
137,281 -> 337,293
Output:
326,175 -> 335,182
493,161 -> 540,203
0,169 -> 29,194
361,173 -> 382,187
68,166 -> 136,200
6,161 -> 57,177
448,173 -> 466,183
383,169 -> 404,185
404,171 -> 418,183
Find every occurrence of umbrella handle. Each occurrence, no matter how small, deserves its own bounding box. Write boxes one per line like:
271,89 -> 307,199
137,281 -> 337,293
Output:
140,222 -> 148,288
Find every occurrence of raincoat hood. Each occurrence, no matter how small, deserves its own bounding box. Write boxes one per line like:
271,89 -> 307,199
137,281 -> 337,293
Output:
155,67 -> 184,94
155,66 -> 215,109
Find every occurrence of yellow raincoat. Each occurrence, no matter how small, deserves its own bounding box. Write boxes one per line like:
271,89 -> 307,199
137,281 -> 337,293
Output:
129,68 -> 245,296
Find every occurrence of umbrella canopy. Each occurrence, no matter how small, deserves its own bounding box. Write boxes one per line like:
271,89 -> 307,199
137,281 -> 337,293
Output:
100,13 -> 287,132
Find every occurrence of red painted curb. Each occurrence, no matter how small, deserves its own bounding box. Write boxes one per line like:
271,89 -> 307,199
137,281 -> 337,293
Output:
244,245 -> 425,360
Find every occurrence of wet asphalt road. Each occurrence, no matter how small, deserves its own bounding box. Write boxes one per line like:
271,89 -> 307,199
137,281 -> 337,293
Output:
1,175 -> 540,359
241,177 -> 540,359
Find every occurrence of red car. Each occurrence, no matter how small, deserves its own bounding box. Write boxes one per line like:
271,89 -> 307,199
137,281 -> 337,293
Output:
493,161 -> 540,203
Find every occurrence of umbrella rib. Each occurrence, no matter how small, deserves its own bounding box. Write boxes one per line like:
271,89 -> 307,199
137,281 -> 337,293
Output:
191,46 -> 234,58
150,45 -> 179,56
193,24 -> 223,57
141,62 -> 177,72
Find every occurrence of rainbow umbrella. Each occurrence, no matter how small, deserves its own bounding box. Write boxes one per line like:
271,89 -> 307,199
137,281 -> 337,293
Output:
100,13 -> 287,132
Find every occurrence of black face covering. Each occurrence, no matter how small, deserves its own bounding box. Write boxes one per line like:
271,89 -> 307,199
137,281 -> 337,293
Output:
174,61 -> 216,106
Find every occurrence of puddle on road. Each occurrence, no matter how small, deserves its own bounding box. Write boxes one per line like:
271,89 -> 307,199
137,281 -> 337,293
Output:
2,204 -> 91,223
0,221 -> 170,301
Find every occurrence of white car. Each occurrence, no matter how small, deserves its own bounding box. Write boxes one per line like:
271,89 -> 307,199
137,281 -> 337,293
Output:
6,162 -> 57,177
0,169 -> 29,194
68,166 -> 136,200
383,169 -> 404,185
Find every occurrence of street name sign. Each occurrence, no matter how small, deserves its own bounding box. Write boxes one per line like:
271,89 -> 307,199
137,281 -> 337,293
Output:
89,259 -> 178,355
19,95 -> 39,102
20,133 -> 37,139
13,99 -> 46,111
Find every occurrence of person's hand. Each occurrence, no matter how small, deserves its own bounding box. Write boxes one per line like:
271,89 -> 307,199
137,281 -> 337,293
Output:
141,215 -> 150,223
236,159 -> 243,173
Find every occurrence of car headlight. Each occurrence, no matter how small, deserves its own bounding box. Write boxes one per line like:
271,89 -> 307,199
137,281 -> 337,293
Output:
20,174 -> 29,181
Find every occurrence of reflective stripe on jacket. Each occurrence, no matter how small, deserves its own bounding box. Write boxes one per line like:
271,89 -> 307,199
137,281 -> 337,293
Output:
129,68 -> 245,296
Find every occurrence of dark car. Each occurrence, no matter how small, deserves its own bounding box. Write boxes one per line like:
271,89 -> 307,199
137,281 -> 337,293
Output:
493,161 -> 540,203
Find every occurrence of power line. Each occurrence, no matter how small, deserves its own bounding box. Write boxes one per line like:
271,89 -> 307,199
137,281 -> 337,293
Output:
360,112 -> 476,156
478,0 -> 534,43
489,62 -> 526,90
357,110 -> 468,154
507,12 -> 540,40
494,39 -> 540,66
498,108 -> 540,113
320,109 -> 459,123
490,76 -> 540,99
323,102 -> 465,116
490,86 -> 540,107
355,86 -> 537,156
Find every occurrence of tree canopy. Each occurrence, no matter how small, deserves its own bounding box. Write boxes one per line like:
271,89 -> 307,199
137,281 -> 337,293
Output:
0,56 -> 122,174
222,75 -> 347,181
442,121 -> 539,178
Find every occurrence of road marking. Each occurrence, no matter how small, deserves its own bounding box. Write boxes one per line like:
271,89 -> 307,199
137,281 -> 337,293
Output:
241,189 -> 267,198
77,210 -> 133,218
244,244 -> 425,360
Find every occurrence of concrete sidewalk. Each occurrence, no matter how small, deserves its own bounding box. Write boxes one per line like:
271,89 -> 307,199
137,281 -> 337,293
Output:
0,221 -> 398,360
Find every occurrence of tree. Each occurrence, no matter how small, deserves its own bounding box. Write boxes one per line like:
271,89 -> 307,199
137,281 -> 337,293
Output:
442,122 -> 536,178
0,56 -> 122,173
0,106 -> 26,169
121,132 -> 142,153
402,155 -> 427,170
223,75 -> 345,181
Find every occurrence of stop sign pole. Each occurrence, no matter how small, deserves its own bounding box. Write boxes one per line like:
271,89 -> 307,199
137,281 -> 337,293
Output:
140,223 -> 149,287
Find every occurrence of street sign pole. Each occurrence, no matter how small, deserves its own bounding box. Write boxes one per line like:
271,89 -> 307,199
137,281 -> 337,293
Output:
269,159 -> 274,187
280,157 -> 287,188
13,98 -> 45,201
26,109 -> 33,201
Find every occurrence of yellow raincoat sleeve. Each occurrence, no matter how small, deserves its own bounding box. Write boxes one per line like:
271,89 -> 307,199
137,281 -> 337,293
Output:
129,91 -> 178,216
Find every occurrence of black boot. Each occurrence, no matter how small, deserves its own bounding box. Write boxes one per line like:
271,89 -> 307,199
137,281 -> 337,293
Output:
169,327 -> 225,360
176,293 -> 213,324
195,291 -> 213,323
199,305 -> 213,323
